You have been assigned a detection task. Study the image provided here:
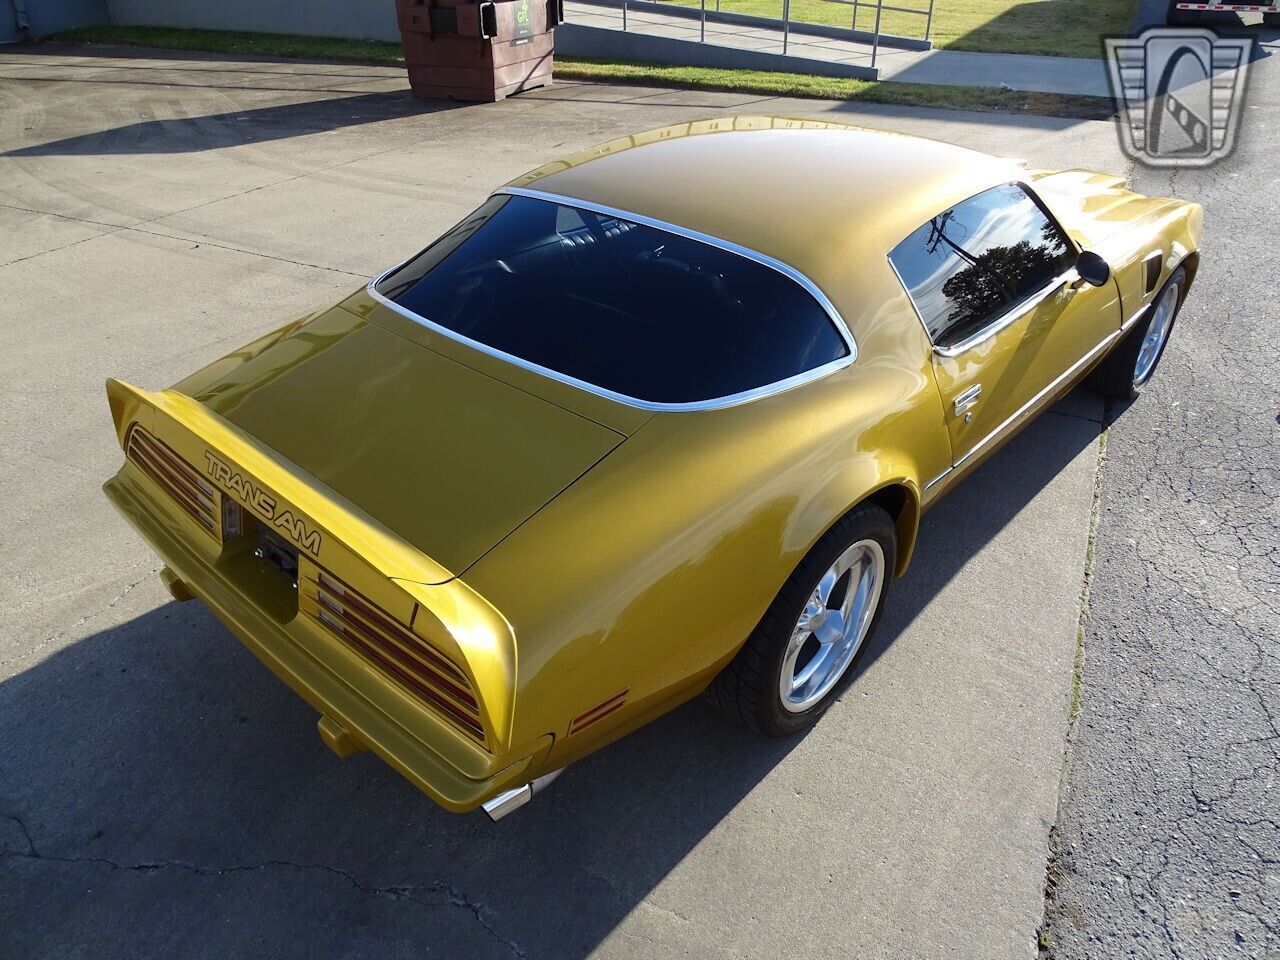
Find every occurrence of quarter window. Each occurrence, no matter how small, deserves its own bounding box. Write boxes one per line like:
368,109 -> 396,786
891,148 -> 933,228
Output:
889,183 -> 1075,348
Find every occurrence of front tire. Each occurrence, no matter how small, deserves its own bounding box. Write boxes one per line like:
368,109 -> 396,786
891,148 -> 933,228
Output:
710,501 -> 896,737
1090,267 -> 1185,401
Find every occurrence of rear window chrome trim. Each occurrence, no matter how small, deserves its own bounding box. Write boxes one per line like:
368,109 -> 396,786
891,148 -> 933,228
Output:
365,187 -> 857,413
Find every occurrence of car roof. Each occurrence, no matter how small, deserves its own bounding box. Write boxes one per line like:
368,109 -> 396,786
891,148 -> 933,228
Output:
505,117 -> 1027,321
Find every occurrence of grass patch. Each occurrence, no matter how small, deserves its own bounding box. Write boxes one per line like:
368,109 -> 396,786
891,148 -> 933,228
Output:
50,25 -> 1113,119
555,57 -> 1113,117
656,0 -> 1139,58
54,25 -> 407,65
1038,925 -> 1054,953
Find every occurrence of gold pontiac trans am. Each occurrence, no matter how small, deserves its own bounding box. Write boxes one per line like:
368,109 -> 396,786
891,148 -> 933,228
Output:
103,118 -> 1202,819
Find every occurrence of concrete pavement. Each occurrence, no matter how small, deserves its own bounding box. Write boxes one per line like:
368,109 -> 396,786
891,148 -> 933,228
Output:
0,47 -> 1123,959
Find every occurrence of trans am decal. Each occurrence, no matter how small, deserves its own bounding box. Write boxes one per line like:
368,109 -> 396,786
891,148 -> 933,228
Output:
203,451 -> 322,556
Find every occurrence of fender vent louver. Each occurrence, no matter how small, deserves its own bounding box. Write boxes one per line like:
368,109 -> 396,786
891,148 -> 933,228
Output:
1143,251 -> 1164,293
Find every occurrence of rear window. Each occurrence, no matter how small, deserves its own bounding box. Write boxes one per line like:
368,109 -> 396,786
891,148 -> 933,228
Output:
373,195 -> 849,405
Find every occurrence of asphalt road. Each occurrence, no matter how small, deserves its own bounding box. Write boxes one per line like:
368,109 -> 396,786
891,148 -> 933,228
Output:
1042,19 -> 1280,960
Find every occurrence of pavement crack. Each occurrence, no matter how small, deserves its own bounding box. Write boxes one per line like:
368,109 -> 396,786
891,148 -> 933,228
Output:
2,843 -> 526,957
122,224 -> 370,278
0,200 -> 132,233
0,813 -> 39,857
0,202 -> 366,278
2,565 -> 161,669
0,228 -> 110,268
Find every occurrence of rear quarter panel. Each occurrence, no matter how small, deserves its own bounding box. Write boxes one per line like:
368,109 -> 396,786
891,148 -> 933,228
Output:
464,276 -> 950,773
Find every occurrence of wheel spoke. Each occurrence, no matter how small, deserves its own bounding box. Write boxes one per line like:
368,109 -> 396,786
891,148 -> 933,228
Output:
841,556 -> 868,620
780,629 -> 809,692
777,540 -> 886,713
814,567 -> 840,607
791,645 -> 828,691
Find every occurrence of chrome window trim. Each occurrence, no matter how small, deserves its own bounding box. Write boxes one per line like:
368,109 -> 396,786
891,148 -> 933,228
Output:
930,269 -> 1078,358
364,187 -> 857,414
885,180 -> 1082,359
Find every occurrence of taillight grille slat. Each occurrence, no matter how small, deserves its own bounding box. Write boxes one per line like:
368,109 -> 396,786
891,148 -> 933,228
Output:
318,573 -> 470,687
314,592 -> 479,712
126,427 -> 217,534
304,572 -> 485,744
129,443 -> 215,518
130,430 -> 215,506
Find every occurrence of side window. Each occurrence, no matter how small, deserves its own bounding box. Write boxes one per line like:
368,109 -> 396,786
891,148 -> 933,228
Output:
889,183 -> 1076,348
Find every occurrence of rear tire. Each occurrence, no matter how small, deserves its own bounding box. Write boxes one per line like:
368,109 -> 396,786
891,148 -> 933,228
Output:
710,501 -> 896,737
1265,12 -> 1280,27
1167,1 -> 1197,24
1090,267 -> 1185,401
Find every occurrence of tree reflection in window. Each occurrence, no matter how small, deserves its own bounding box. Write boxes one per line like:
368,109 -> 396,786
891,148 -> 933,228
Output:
891,184 -> 1075,348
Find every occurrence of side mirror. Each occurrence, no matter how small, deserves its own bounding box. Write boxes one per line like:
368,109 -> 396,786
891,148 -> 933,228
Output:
1075,250 -> 1111,287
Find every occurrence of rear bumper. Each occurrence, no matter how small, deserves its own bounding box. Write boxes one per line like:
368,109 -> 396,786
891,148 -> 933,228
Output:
104,471 -> 535,812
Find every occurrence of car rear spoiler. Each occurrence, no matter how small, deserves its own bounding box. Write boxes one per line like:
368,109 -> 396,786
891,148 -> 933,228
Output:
105,378 -> 521,750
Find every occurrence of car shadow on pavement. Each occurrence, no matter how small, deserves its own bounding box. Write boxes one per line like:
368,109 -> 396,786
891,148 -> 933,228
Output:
0,397 -> 1101,959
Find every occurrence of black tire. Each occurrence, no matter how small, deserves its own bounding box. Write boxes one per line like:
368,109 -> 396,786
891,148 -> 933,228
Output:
1264,12 -> 1280,27
1167,1 -> 1198,24
1090,267 -> 1186,401
709,501 -> 896,737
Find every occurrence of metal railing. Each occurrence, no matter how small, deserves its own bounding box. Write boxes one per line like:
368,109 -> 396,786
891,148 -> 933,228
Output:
609,0 -> 934,65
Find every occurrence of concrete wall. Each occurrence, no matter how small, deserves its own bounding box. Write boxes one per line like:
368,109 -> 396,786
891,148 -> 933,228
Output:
105,0 -> 401,41
2,0 -> 109,43
0,0 -> 400,45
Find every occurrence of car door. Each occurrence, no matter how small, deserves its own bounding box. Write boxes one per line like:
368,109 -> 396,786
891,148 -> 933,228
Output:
889,182 -> 1121,471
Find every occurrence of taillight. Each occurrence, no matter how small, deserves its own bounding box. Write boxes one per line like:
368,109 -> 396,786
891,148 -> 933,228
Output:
300,568 -> 486,744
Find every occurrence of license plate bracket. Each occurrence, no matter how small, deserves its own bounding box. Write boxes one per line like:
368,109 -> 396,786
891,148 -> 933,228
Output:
254,527 -> 299,589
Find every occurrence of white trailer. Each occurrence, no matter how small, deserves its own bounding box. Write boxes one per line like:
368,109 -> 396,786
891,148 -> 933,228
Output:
1168,2 -> 1280,26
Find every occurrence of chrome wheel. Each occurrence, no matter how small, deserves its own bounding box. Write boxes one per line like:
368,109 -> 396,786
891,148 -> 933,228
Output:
1134,281 -> 1179,386
779,539 -> 885,713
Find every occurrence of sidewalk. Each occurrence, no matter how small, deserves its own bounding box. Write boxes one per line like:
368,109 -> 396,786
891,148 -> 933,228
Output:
561,0 -> 1112,96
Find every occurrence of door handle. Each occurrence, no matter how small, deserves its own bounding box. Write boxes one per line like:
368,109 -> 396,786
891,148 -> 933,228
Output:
954,384 -> 981,421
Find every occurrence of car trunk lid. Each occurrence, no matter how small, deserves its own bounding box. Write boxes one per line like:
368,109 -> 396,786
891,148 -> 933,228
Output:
183,306 -> 627,582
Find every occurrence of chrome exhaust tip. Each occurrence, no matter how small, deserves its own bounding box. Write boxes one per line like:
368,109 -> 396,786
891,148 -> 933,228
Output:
481,768 -> 564,821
